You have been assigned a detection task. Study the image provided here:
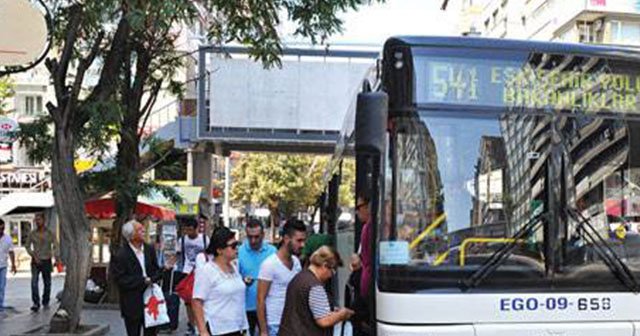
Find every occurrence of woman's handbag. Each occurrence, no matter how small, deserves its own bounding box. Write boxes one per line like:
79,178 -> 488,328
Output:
174,271 -> 195,303
174,234 -> 207,303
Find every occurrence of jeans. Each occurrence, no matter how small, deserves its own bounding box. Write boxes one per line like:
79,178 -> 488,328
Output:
246,311 -> 257,336
268,325 -> 279,336
0,266 -> 6,309
31,259 -> 52,307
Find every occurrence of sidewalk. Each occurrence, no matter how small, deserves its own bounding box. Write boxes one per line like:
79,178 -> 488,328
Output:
0,273 -> 351,335
1,307 -> 352,335
0,305 -> 189,335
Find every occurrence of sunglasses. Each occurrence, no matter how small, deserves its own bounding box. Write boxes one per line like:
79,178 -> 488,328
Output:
226,241 -> 239,249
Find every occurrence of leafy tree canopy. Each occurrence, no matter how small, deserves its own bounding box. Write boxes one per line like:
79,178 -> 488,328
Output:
231,154 -> 355,217
0,77 -> 14,115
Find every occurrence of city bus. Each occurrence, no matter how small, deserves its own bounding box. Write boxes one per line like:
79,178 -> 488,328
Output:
318,36 -> 640,335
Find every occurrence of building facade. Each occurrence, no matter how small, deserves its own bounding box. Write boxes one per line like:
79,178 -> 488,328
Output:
458,0 -> 640,45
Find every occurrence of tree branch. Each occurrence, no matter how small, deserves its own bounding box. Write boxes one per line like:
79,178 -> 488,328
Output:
131,48 -> 152,111
137,80 -> 162,138
64,30 -> 105,134
84,9 -> 129,105
55,4 -> 83,104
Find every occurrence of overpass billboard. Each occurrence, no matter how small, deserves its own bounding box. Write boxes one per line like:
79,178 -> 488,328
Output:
198,47 -> 378,153
209,57 -> 372,131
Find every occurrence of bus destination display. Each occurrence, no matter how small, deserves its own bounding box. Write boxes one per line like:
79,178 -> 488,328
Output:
416,56 -> 640,114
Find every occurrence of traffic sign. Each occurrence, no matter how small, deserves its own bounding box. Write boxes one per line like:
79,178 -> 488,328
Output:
0,117 -> 18,142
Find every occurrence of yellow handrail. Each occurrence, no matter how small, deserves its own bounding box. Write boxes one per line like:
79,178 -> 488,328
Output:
459,238 -> 524,266
409,213 -> 447,250
433,250 -> 450,266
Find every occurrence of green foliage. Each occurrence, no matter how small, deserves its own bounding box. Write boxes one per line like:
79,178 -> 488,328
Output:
338,158 -> 356,207
231,154 -> 330,216
21,0 -> 382,197
77,100 -> 122,158
16,116 -> 54,163
154,149 -> 187,181
205,0 -> 384,67
0,77 -> 14,115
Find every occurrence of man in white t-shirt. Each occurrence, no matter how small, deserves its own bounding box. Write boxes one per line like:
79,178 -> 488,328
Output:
257,219 -> 307,336
0,219 -> 17,311
176,216 -> 209,335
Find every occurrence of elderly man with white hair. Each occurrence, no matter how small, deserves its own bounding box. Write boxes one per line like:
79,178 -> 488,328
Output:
112,220 -> 174,336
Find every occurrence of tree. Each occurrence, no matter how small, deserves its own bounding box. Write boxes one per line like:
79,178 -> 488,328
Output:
0,77 -> 14,114
337,158 -> 356,208
230,154 -> 327,237
19,0 -> 382,332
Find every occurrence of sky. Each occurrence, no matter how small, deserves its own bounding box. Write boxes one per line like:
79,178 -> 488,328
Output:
283,0 -> 461,47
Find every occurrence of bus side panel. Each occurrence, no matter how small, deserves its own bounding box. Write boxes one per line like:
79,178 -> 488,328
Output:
377,323 -> 475,336
475,322 -> 634,336
377,291 -> 639,324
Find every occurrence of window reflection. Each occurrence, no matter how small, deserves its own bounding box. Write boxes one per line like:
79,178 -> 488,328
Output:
386,110 -> 640,278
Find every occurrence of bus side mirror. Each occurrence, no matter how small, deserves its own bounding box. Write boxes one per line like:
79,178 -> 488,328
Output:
355,91 -> 388,154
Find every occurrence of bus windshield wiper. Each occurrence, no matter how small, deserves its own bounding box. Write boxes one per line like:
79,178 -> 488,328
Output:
462,211 -> 547,291
566,208 -> 640,293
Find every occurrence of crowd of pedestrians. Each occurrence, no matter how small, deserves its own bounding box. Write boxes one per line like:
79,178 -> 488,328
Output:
112,198 -> 374,336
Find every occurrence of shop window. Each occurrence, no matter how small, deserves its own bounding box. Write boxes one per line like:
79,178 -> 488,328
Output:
611,21 -> 640,45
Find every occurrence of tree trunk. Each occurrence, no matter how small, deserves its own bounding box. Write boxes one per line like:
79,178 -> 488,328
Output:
269,204 -> 278,242
106,115 -> 141,302
49,124 -> 92,333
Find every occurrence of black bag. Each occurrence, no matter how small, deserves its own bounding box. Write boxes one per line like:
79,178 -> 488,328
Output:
344,270 -> 371,336
159,270 -> 181,331
164,292 -> 180,330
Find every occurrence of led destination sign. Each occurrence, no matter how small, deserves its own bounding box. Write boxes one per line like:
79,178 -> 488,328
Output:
415,56 -> 640,114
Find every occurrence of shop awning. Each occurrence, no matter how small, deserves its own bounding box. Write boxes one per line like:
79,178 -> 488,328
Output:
85,198 -> 175,221
0,191 -> 54,216
139,186 -> 203,215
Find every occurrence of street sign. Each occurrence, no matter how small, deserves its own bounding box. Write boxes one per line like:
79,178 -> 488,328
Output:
0,117 -> 18,142
0,0 -> 50,71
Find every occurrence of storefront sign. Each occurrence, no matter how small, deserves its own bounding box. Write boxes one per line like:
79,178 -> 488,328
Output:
0,169 -> 47,190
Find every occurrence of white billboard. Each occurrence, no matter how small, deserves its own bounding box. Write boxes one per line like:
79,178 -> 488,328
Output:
208,57 -> 374,132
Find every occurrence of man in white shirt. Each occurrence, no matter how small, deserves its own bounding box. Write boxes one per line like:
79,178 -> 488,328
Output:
257,219 -> 307,336
0,219 -> 17,311
176,216 -> 209,335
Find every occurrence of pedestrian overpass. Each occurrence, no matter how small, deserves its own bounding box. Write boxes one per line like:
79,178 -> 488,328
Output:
193,45 -> 379,154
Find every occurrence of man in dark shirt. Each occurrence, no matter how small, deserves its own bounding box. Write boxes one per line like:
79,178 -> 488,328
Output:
112,220 -> 174,336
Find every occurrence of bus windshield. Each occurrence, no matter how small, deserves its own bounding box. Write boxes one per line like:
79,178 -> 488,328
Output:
378,45 -> 640,293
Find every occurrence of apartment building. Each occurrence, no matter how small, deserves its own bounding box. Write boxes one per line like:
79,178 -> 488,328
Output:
457,0 -> 640,45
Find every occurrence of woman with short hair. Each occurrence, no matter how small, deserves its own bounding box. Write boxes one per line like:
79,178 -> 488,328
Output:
192,227 -> 248,336
278,246 -> 354,336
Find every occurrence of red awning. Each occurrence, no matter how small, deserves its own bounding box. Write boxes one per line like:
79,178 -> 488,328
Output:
85,198 -> 175,221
